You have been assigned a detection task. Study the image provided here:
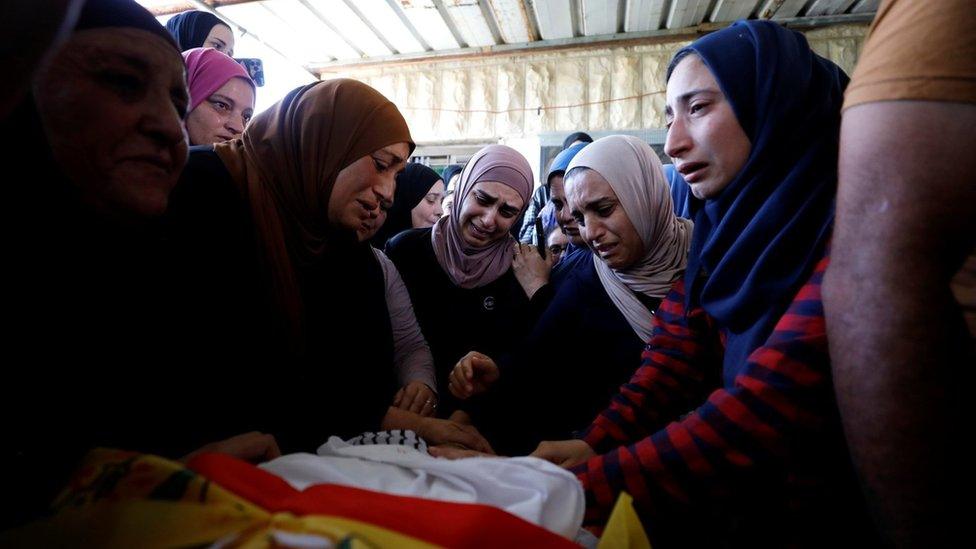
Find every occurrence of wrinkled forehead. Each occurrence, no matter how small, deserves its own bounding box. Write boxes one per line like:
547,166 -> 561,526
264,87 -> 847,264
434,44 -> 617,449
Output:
665,54 -> 721,106
206,23 -> 234,43
565,167 -> 614,206
62,28 -> 185,76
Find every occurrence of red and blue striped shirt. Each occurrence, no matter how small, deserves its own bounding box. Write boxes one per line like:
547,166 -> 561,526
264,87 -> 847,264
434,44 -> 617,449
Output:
571,254 -> 874,544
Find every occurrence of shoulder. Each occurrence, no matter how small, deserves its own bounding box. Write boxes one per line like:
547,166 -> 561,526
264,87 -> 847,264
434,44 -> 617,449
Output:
385,227 -> 433,259
169,146 -> 239,212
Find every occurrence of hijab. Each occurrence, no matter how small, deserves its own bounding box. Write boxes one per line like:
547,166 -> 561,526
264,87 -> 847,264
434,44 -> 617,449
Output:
546,142 -> 588,187
430,145 -> 533,289
663,164 -> 692,218
183,47 -> 254,113
562,131 -> 593,150
213,78 -> 414,344
441,164 -> 464,192
370,162 -> 442,248
670,20 -> 848,380
165,10 -> 226,51
566,135 -> 693,341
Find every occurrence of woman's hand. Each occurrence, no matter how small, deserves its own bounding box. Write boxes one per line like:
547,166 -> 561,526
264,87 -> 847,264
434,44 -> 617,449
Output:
512,242 -> 554,299
428,445 -> 500,460
448,351 -> 500,399
181,431 -> 281,464
530,439 -> 595,468
393,381 -> 437,417
417,416 -> 495,455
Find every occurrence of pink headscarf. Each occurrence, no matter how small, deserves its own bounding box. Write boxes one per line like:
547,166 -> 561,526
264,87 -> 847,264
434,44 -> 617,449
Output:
431,144 -> 533,289
182,47 -> 254,113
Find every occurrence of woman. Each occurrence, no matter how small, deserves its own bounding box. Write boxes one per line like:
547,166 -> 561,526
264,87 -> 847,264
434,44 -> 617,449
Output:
183,47 -> 255,146
165,9 -> 234,55
165,79 -> 491,456
531,21 -> 875,546
449,136 -> 692,455
385,145 -> 534,416
439,163 -> 463,217
2,0 -> 191,529
369,162 -> 444,248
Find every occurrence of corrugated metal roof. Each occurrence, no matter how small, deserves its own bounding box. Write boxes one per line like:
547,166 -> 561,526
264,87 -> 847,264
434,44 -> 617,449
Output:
144,0 -> 876,65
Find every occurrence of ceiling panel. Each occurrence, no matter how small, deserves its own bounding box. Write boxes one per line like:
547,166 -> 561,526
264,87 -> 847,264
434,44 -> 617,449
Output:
710,0 -> 761,22
445,0 -> 497,47
624,0 -> 668,32
666,0 -> 711,28
580,0 -> 620,36
304,0 -> 391,57
757,0 -> 810,19
490,0 -> 535,43
850,0 -> 880,14
805,0 -> 856,16
400,0 -> 461,50
532,0 -> 575,40
219,1 -> 346,62
351,0 -> 426,53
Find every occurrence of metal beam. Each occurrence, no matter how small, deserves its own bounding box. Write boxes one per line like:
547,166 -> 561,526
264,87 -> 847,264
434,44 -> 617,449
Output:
570,0 -> 583,37
521,0 -> 543,42
340,0 -> 399,55
149,0 -> 259,17
479,0 -> 506,45
384,0 -> 433,51
433,0 -> 469,48
311,10 -> 872,73
294,0 -> 365,58
183,0 -> 325,77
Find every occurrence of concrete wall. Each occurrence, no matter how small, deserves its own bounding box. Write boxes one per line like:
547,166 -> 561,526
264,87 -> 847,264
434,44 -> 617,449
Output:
323,23 -> 867,144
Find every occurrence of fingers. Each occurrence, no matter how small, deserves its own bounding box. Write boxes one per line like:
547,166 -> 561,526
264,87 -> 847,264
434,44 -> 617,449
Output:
428,445 -> 495,460
449,362 -> 473,397
458,425 -> 495,455
393,387 -> 404,407
262,434 -> 282,461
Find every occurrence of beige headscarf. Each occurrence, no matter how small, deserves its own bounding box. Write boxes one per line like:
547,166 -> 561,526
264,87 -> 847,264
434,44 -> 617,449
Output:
565,135 -> 693,341
214,78 -> 414,347
430,144 -> 533,289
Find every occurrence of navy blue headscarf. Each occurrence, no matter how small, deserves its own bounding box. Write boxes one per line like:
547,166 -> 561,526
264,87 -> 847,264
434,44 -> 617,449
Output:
165,10 -> 226,51
669,20 -> 848,381
663,164 -> 691,219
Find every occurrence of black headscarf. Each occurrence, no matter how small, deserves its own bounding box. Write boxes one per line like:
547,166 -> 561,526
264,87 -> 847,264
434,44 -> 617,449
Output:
165,9 -> 226,51
2,0 -> 184,529
562,131 -> 593,150
371,162 -> 442,248
80,0 -> 180,49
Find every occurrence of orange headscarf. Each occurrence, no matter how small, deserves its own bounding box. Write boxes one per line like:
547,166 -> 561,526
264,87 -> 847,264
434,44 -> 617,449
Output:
214,79 -> 414,349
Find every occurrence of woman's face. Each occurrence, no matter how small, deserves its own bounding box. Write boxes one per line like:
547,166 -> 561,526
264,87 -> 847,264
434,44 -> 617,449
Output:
547,228 -> 569,264
664,54 -> 751,200
203,24 -> 234,56
33,28 -> 189,219
567,169 -> 644,270
457,181 -> 524,248
185,76 -> 254,145
548,174 -> 584,247
440,192 -> 454,216
410,179 -> 445,228
328,142 -> 410,242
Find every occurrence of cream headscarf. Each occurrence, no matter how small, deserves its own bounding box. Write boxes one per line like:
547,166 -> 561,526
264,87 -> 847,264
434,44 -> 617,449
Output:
565,135 -> 693,341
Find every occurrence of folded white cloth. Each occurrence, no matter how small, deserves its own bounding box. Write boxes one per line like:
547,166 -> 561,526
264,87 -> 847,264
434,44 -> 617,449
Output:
260,433 -> 584,539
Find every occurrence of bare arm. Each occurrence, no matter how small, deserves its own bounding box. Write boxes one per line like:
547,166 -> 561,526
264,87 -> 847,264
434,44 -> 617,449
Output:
824,101 -> 975,545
